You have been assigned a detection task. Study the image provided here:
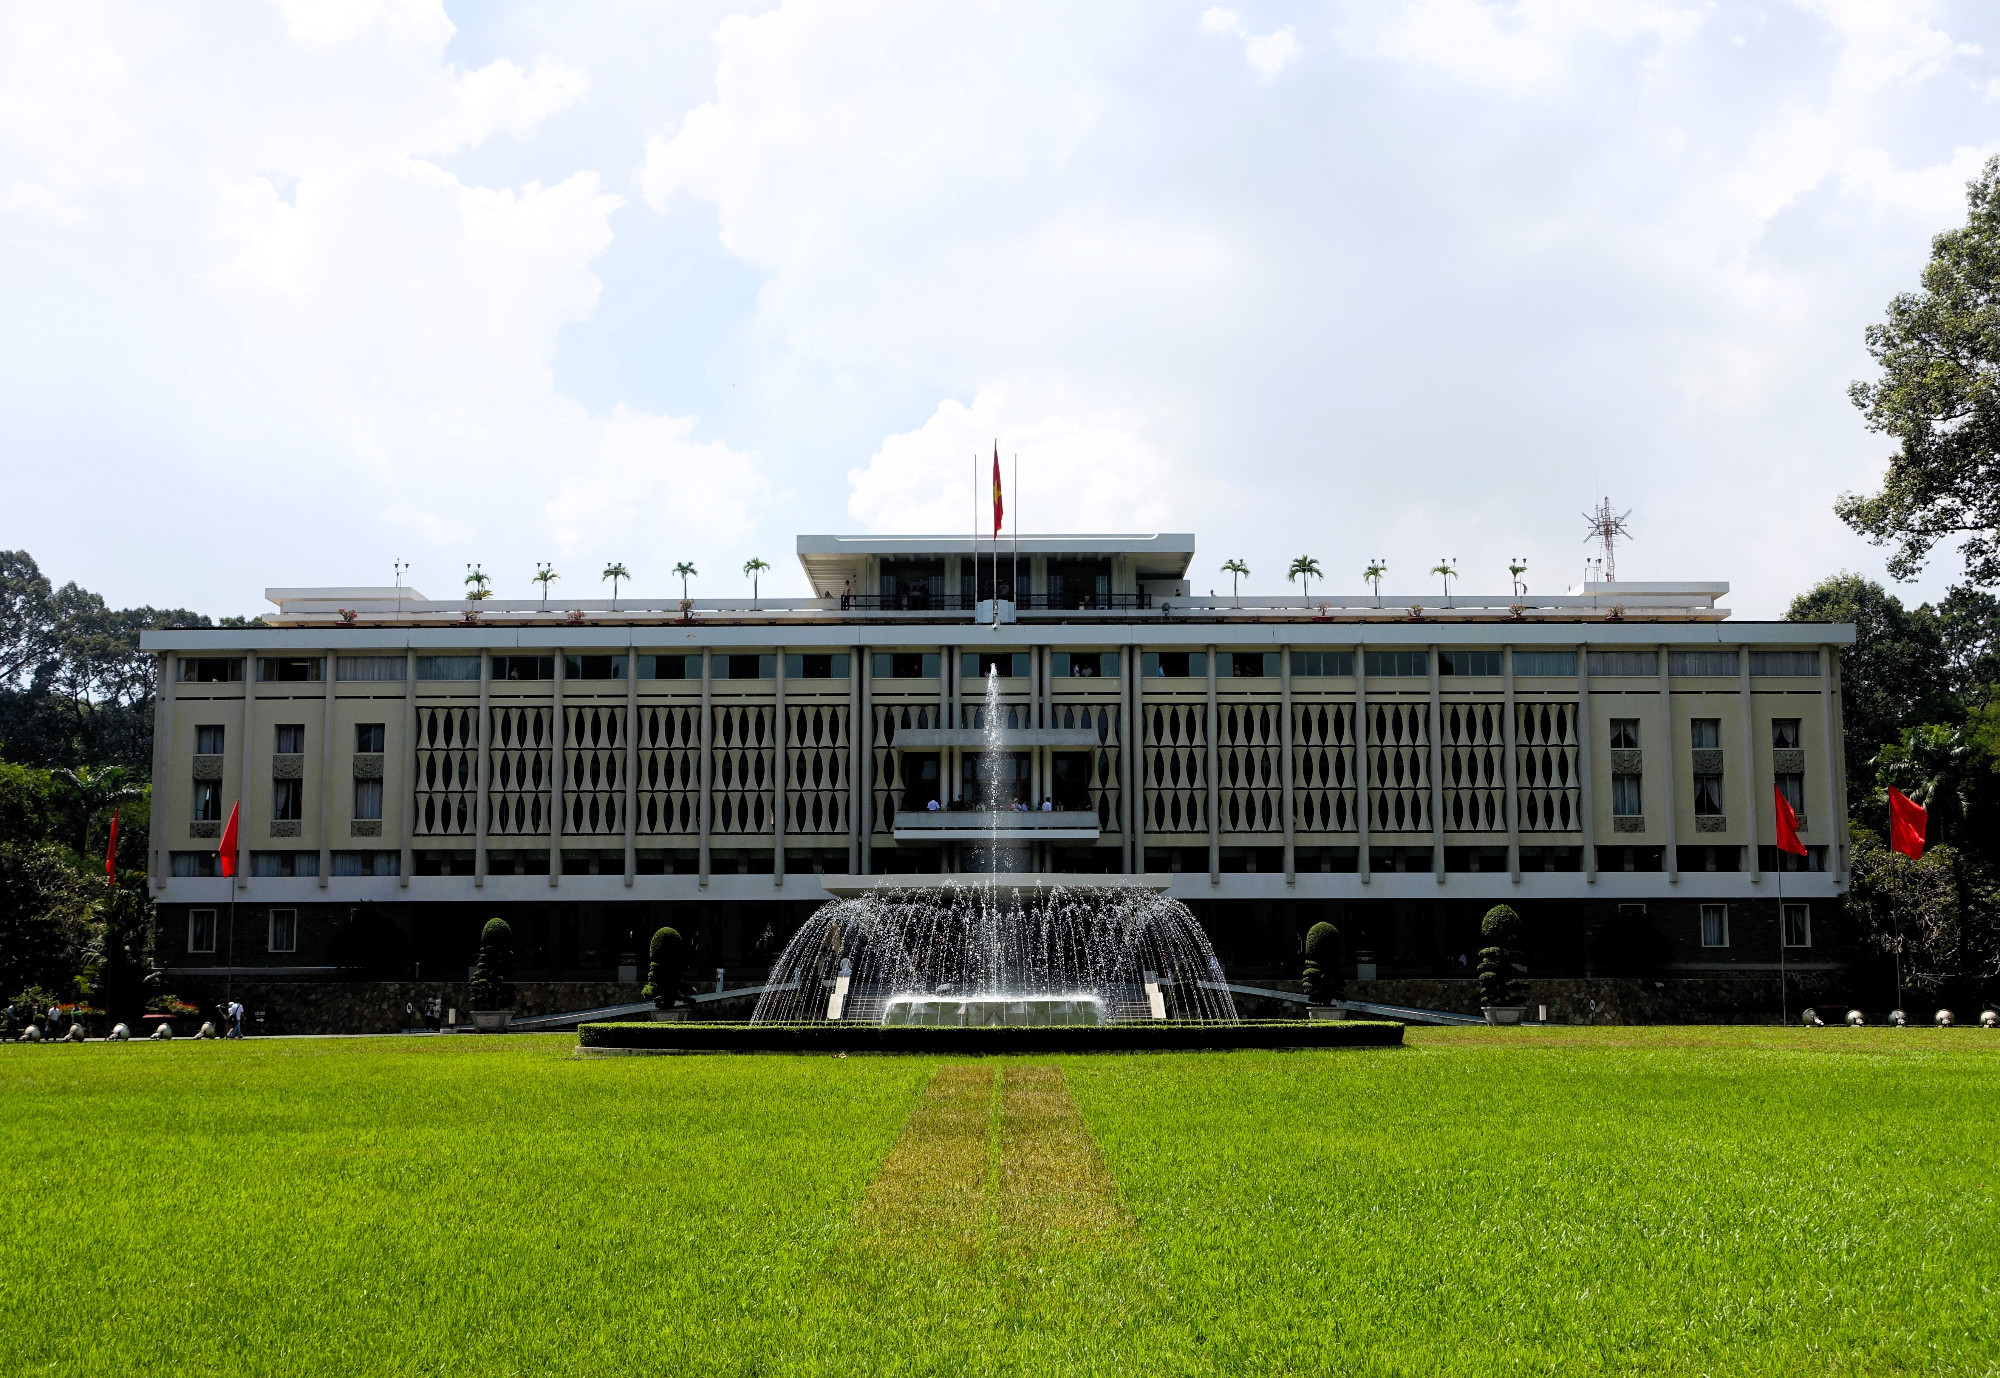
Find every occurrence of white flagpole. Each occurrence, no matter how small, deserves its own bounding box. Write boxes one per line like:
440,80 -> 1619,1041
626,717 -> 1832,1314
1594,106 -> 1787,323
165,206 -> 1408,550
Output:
1012,453 -> 1019,610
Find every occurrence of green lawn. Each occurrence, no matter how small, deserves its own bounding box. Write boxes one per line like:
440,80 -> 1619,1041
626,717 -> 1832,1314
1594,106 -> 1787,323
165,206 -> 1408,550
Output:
4,1028 -> 1996,1375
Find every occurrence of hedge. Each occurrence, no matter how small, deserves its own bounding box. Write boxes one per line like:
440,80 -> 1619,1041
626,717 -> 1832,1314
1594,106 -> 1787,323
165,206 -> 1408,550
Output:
575,1020 -> 1404,1055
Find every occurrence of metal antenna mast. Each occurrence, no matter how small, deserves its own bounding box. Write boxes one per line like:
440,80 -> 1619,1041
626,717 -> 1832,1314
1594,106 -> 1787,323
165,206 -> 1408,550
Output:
1581,498 -> 1632,583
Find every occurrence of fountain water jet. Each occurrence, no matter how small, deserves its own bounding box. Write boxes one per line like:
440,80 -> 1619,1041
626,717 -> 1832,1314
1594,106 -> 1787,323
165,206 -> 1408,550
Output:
751,668 -> 1239,1026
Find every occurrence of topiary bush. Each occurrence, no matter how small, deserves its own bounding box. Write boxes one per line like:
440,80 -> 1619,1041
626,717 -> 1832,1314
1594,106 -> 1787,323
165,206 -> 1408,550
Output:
644,926 -> 690,1009
468,917 -> 514,1011
1478,904 -> 1529,1007
1302,921 -> 1344,1005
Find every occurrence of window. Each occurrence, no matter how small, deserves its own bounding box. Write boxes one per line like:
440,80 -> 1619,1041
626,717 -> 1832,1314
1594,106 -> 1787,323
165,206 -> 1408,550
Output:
192,779 -> 222,822
638,654 -> 694,680
331,850 -> 400,877
1051,651 -> 1118,678
721,654 -> 777,680
179,657 -> 243,683
1759,844 -> 1826,872
354,778 -> 383,821
1700,904 -> 1729,948
170,852 -> 220,877
1689,718 -> 1720,749
188,909 -> 217,953
269,909 -> 298,953
1364,650 -> 1428,677
336,656 -> 405,682
563,654 -> 626,680
272,778 -> 303,822
1771,719 -> 1801,749
1776,772 -> 1804,815
1219,651 -> 1278,678
1692,774 -> 1724,816
899,752 -> 942,810
958,652 -> 1022,679
490,656 -> 554,681
193,725 -> 224,755
1608,719 -> 1639,749
1291,650 -> 1354,677
1140,651 -> 1206,678
417,656 -> 481,681
258,657 -> 323,682
252,851 -> 318,877
1513,650 -> 1576,677
1668,650 -> 1738,676
275,724 -> 306,753
785,652 -> 851,679
1751,651 -> 1820,676
1783,903 -> 1812,948
880,559 -> 947,607
355,723 -> 385,753
1611,773 -> 1642,816
1439,650 -> 1502,676
1586,650 -> 1658,677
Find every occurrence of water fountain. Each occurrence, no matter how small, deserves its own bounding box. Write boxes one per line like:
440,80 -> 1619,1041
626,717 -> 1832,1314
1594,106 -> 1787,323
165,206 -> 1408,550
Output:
751,668 -> 1238,1026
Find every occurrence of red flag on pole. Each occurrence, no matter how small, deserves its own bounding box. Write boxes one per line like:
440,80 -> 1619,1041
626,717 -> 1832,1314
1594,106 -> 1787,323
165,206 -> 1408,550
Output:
1888,787 -> 1928,859
104,809 -> 119,886
217,800 -> 240,878
1773,785 -> 1806,857
991,443 -> 1004,536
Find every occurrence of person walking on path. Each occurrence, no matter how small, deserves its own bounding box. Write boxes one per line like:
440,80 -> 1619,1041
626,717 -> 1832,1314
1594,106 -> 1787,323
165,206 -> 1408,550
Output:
226,999 -> 245,1039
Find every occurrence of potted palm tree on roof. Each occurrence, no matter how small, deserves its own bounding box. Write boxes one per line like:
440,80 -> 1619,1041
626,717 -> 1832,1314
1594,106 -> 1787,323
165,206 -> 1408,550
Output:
602,562 -> 630,611
1432,558 -> 1457,608
464,564 -> 493,600
1287,555 -> 1322,604
533,563 -> 559,609
743,557 -> 770,609
1221,559 -> 1249,606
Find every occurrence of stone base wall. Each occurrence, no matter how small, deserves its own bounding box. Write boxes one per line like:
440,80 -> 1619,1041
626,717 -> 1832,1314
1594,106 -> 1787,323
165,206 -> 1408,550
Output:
1350,975 -> 1848,1024
162,979 -> 643,1036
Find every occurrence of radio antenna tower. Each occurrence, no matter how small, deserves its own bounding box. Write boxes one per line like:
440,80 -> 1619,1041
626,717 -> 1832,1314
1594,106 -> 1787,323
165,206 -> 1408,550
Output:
1582,498 -> 1632,583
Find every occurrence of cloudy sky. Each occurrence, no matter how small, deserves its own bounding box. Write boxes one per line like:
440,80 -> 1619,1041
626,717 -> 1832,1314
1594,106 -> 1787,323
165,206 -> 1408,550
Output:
5,0 -> 1999,618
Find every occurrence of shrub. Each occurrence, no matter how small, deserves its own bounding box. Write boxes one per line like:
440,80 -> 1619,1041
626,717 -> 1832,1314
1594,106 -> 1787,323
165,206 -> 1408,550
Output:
643,927 -> 690,1009
1478,904 -> 1529,1007
1302,921 -> 1344,1005
468,918 -> 514,1011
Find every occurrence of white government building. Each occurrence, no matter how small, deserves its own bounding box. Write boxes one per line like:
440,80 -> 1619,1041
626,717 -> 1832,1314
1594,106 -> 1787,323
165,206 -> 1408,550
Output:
143,532 -> 1853,989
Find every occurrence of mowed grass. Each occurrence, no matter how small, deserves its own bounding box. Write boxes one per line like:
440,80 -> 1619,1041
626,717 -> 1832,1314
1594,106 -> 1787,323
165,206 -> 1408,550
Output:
2,1028 -> 1996,1376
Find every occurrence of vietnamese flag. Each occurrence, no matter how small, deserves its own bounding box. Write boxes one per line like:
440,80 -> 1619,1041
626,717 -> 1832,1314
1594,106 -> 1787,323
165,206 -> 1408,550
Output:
991,443 -> 1004,536
1888,787 -> 1928,859
1773,785 -> 1806,857
217,800 -> 240,878
104,809 -> 118,886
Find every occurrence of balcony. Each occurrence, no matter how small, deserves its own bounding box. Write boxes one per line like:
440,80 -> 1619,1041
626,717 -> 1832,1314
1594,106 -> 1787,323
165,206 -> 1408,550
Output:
892,809 -> 1103,841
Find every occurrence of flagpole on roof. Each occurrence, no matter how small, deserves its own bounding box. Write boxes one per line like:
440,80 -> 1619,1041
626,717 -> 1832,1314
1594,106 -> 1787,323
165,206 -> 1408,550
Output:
1012,453 -> 1018,613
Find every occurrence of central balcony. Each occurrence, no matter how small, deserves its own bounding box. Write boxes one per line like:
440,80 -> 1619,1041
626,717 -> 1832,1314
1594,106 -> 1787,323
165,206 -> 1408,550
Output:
892,809 -> 1104,841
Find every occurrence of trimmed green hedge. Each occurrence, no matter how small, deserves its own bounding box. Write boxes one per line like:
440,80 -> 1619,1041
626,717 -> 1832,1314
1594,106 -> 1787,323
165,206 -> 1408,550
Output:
576,1020 -> 1404,1055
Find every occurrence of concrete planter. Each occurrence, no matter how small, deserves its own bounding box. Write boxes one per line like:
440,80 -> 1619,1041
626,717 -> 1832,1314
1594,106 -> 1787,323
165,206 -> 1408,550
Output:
470,1010 -> 513,1033
650,1008 -> 690,1022
1482,1006 -> 1528,1026
1306,1005 -> 1347,1021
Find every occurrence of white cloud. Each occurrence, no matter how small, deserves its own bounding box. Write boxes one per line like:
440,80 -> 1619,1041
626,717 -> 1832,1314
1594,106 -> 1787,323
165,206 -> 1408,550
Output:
1201,7 -> 1302,81
1346,0 -> 1705,92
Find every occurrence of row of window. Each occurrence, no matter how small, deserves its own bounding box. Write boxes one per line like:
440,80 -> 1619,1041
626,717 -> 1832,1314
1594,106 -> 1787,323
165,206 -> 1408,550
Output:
178,646 -> 1829,688
1697,902 -> 1811,948
1606,719 -> 1803,750
183,908 -> 298,954
171,850 -> 398,880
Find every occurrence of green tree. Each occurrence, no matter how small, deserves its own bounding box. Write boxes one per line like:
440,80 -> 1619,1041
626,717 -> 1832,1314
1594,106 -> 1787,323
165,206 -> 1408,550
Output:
463,564 -> 493,600
1363,560 -> 1387,606
1287,555 -> 1322,601
1477,904 -> 1528,1008
1845,825 -> 2000,1002
1220,559 -> 1250,601
0,841 -> 94,999
1301,921 -> 1343,1005
532,564 -> 559,608
601,562 -> 630,610
644,926 -> 690,1009
673,562 -> 697,601
50,763 -> 143,857
468,917 -> 514,1011
1787,574 -> 1955,793
743,557 -> 770,606
1840,156 -> 2000,586
88,883 -> 157,1021
1432,559 -> 1457,603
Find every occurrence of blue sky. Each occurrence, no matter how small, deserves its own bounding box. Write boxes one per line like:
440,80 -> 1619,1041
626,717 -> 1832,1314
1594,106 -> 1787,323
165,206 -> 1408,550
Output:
4,0 -> 1999,617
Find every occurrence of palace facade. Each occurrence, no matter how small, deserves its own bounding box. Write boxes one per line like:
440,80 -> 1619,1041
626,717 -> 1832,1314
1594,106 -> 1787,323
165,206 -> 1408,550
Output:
143,533 -> 1853,990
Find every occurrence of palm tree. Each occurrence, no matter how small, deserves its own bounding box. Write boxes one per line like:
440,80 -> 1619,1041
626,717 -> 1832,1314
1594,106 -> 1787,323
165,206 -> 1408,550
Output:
1508,558 -> 1528,597
1432,559 -> 1457,605
743,557 -> 770,607
1221,559 -> 1250,604
1363,560 -> 1387,607
52,764 -> 144,857
533,563 -> 559,608
463,564 -> 493,601
601,562 -> 630,611
1287,555 -> 1323,602
673,561 -> 698,601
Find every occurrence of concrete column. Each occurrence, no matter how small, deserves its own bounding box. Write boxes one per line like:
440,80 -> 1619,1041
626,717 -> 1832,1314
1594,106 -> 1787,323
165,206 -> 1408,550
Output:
698,648 -> 712,888
623,649 -> 637,887
151,653 -> 175,892
400,649 -> 416,889
860,647 -> 874,875
1280,644 -> 1295,884
318,653 -> 337,889
1741,646 -> 1760,886
1821,645 -> 1843,878
773,645 -> 787,888
1504,646 -> 1519,884
1658,644 -> 1677,885
1830,646 -> 1851,880
1206,643 -> 1219,883
1356,643 -> 1370,885
1128,643 -> 1143,873
548,649 -> 564,887
239,654 -> 258,893
847,645 -> 863,875
1577,646 -> 1596,884
475,650 -> 491,888
1428,644 -> 1444,883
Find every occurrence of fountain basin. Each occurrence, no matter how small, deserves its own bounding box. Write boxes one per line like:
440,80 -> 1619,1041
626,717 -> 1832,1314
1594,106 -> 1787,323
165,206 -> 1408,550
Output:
881,993 -> 1106,1027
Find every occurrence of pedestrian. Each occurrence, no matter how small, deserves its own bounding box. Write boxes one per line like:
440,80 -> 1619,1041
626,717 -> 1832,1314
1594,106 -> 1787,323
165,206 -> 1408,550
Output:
3,1003 -> 15,1038
227,999 -> 245,1039
406,999 -> 418,1032
47,1003 -> 62,1039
